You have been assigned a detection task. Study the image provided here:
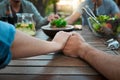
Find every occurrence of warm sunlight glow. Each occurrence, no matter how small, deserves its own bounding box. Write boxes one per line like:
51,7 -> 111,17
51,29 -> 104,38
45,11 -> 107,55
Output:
57,0 -> 84,16
72,0 -> 80,10
57,0 -> 80,11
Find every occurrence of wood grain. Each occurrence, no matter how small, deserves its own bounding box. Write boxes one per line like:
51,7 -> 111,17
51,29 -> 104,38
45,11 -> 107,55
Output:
0,26 -> 116,80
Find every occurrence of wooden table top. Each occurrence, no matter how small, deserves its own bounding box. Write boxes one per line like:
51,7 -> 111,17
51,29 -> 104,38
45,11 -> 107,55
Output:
0,26 -> 119,80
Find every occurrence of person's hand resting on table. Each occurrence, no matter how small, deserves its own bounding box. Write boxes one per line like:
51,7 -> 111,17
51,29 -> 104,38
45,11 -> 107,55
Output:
63,32 -> 120,80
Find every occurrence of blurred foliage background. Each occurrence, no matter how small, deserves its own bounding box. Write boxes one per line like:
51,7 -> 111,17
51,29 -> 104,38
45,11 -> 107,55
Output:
28,0 -> 120,25
29,0 -> 59,16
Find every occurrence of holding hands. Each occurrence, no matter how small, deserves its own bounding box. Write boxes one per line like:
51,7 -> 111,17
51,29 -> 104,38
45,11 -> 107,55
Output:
53,31 -> 90,59
62,32 -> 90,59
53,31 -> 120,80
52,31 -> 72,50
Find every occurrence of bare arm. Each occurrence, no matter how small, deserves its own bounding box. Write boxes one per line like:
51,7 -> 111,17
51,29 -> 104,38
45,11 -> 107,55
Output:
11,30 -> 71,59
63,33 -> 120,80
66,11 -> 81,25
83,44 -> 120,80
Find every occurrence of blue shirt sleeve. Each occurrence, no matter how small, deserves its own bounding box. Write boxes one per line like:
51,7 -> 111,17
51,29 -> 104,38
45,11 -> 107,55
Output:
109,0 -> 120,14
0,21 -> 16,69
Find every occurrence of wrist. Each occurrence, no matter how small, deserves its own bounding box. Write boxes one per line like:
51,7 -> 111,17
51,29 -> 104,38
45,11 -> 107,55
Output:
80,43 -> 99,60
78,43 -> 93,59
50,41 -> 63,51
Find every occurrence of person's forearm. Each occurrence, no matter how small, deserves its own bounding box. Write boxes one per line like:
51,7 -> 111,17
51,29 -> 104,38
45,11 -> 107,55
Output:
65,11 -> 81,25
80,43 -> 120,80
65,17 -> 74,25
11,30 -> 62,59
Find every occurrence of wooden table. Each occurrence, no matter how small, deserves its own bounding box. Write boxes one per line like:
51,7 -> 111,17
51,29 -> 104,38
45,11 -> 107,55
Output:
0,26 -> 119,80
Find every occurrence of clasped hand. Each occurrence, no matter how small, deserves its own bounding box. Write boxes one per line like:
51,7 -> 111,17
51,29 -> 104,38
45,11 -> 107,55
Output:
52,31 -> 87,58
